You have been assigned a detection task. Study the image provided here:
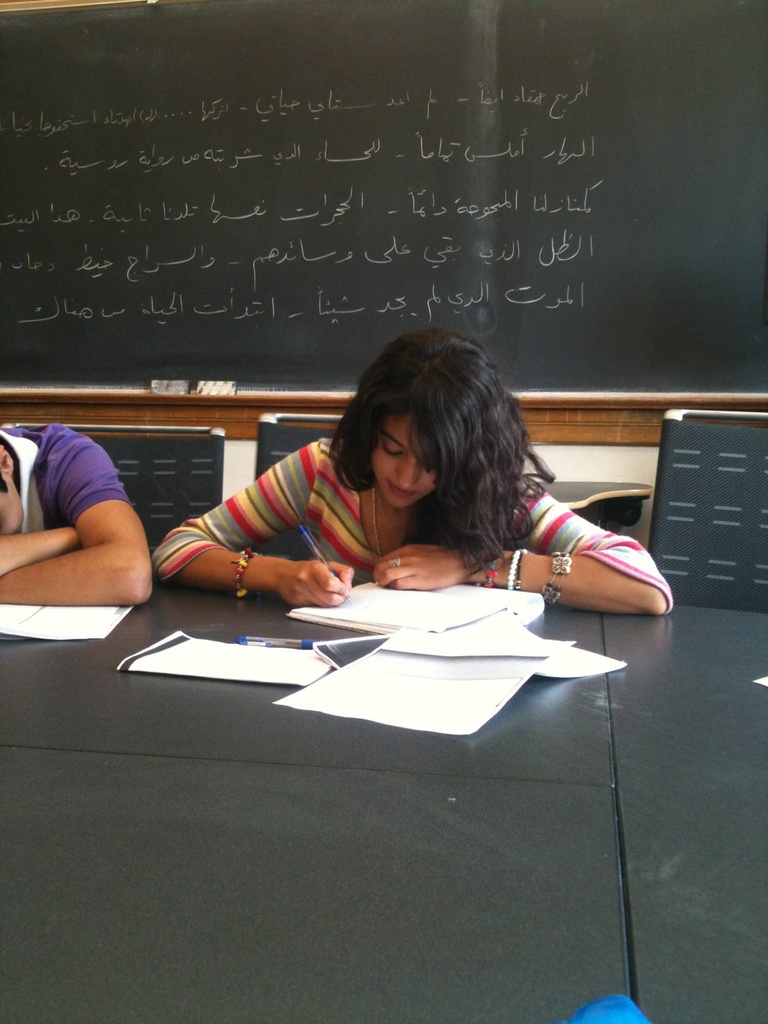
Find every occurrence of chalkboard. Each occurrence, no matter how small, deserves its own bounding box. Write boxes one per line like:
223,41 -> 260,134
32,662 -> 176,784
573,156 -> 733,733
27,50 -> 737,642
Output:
1,0 -> 766,391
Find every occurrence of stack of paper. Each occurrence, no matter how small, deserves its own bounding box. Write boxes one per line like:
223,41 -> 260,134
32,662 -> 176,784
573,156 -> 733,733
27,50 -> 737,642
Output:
277,611 -> 625,735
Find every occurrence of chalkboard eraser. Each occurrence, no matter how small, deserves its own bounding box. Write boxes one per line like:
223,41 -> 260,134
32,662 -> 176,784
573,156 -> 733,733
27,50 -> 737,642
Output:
150,380 -> 190,394
196,381 -> 238,396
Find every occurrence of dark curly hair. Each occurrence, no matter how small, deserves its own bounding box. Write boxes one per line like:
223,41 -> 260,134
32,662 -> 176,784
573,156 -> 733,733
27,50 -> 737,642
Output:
330,328 -> 553,564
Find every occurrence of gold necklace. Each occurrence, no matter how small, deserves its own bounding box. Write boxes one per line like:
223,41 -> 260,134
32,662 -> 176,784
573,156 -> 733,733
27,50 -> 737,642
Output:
371,487 -> 382,557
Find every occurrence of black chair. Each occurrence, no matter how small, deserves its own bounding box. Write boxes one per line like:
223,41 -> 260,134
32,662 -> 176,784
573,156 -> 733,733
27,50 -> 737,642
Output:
96,426 -> 225,551
255,413 -> 342,478
5,423 -> 225,552
256,413 -> 342,559
648,409 -> 768,611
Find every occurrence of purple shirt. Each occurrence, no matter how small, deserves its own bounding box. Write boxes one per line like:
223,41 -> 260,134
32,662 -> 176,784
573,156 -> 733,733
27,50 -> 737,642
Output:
2,424 -> 129,530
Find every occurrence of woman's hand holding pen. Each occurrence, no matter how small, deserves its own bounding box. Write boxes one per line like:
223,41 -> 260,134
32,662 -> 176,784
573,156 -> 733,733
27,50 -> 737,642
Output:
373,544 -> 472,591
275,558 -> 354,608
282,524 -> 353,606
171,546 -> 353,607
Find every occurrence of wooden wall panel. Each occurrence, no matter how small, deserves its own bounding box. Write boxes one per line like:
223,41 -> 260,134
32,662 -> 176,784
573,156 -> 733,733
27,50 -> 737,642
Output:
2,391 -> 766,446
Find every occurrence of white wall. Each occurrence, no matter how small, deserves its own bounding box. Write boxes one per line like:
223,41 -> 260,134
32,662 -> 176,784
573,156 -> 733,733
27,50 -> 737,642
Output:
224,440 -> 660,547
222,439 -> 258,500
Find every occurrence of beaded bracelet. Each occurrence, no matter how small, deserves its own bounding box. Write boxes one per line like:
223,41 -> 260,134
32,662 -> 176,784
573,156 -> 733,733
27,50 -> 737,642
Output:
479,557 -> 498,588
232,547 -> 255,598
507,548 -> 527,592
542,551 -> 572,605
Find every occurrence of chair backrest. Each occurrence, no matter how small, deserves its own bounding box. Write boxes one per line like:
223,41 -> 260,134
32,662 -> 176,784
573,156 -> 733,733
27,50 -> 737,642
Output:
648,409 -> 768,611
256,413 -> 342,560
255,413 -> 342,479
4,423 -> 225,552
94,426 -> 225,551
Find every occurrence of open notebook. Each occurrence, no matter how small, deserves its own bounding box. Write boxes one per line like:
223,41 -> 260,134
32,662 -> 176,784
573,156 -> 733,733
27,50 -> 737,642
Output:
287,582 -> 544,634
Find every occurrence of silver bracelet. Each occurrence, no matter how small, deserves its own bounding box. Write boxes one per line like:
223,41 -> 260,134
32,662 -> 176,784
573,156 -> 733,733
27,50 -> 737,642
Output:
542,551 -> 572,605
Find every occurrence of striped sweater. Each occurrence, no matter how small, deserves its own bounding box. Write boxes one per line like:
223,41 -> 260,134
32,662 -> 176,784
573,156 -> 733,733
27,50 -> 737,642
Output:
152,439 -> 673,610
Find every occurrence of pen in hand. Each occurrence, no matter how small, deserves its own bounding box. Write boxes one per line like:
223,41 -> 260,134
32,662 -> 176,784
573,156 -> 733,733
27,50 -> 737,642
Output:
297,525 -> 350,602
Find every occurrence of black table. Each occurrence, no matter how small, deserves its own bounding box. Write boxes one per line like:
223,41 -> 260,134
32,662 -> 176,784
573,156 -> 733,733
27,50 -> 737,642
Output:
2,588 -> 611,783
604,608 -> 768,1024
1,589 -> 765,1023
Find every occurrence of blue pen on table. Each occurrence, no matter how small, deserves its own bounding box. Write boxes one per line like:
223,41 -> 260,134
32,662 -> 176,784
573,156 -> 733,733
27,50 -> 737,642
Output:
236,636 -> 315,649
297,525 -> 350,601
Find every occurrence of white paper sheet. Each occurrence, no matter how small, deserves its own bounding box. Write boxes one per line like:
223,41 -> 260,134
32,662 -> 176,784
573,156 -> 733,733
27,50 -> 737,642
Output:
0,603 -> 132,640
383,610 -> 566,659
382,619 -> 622,678
534,645 -> 626,678
276,650 -> 545,735
117,631 -> 330,687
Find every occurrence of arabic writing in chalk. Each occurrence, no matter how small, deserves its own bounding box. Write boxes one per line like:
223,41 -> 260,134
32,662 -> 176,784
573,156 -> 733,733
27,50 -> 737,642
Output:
15,279 -> 586,328
2,228 -> 596,283
0,82 -> 590,138
0,182 -> 604,234
1,76 -> 603,340
0,133 -> 598,179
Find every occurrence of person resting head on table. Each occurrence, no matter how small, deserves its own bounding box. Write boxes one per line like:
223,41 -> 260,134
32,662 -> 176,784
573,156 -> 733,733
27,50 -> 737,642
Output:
0,424 -> 152,606
153,328 -> 672,615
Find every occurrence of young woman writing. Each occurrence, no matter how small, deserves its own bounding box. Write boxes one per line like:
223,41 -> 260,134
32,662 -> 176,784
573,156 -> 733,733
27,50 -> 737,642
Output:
153,329 -> 671,615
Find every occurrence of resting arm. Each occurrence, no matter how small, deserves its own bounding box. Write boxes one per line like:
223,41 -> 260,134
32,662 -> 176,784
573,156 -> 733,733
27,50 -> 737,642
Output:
0,526 -> 80,577
501,549 -> 668,614
372,493 -> 672,615
513,549 -> 668,614
373,544 -> 668,614
0,500 -> 152,606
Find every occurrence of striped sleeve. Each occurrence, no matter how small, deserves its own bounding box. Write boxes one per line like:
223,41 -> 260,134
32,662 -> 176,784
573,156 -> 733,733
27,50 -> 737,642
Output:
152,440 -> 375,581
153,441 -> 323,579
525,492 -> 673,611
